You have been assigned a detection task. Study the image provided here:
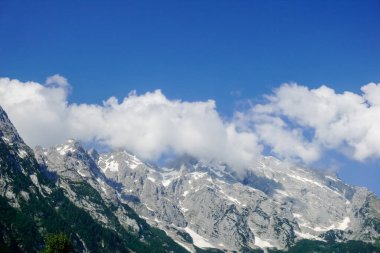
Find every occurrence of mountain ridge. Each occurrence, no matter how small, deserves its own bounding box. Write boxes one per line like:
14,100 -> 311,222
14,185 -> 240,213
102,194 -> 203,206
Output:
34,137 -> 380,252
0,105 -> 379,252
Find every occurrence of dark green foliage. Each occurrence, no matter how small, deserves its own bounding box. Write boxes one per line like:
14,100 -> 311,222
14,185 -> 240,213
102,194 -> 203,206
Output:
0,141 -> 32,193
177,230 -> 193,243
239,247 -> 264,253
41,233 -> 73,253
375,238 -> 380,252
320,230 -> 345,244
0,235 -> 22,253
269,239 -> 378,253
30,235 -> 373,253
45,187 -> 188,253
69,181 -> 104,205
0,196 -> 41,252
195,246 -> 226,253
366,218 -> 380,233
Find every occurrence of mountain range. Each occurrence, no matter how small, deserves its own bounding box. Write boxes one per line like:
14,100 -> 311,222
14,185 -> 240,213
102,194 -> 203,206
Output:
0,105 -> 379,252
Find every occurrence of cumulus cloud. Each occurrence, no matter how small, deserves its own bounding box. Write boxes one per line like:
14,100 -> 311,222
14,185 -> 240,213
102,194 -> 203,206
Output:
1,75 -> 380,168
247,82 -> 380,162
0,76 -> 262,169
0,76 -> 69,147
45,74 -> 70,89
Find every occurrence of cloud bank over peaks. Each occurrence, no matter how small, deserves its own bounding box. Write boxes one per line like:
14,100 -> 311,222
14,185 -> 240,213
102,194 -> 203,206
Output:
0,76 -> 262,169
1,75 -> 380,169
246,83 -> 380,162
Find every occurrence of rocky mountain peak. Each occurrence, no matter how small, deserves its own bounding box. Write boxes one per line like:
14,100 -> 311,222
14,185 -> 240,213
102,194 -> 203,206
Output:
97,150 -> 147,173
0,106 -> 24,146
0,106 -> 34,162
34,139 -> 99,182
53,138 -> 85,156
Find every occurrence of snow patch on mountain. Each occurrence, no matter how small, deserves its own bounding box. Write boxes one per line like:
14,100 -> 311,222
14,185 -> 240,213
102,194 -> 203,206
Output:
77,169 -> 87,177
160,168 -> 180,187
295,230 -> 324,241
56,144 -> 76,156
184,227 -> 215,249
17,149 -> 28,158
147,176 -> 156,183
254,236 -> 274,248
126,154 -> 143,169
99,157 -> 119,172
219,189 -> 242,206
313,217 -> 351,232
1,136 -> 10,143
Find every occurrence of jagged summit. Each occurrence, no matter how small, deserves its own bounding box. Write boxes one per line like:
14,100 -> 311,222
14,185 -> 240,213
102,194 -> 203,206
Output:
35,139 -> 98,181
55,138 -> 83,155
0,106 -> 34,162
0,106 -> 24,145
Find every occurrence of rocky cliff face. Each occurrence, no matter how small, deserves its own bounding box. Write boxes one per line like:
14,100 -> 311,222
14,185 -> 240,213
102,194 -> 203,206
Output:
35,139 -> 380,252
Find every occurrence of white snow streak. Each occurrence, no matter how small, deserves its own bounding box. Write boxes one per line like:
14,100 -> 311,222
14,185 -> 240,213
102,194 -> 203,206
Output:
254,236 -> 274,248
17,149 -> 28,158
184,227 -> 214,249
295,231 -> 325,241
147,176 -> 156,183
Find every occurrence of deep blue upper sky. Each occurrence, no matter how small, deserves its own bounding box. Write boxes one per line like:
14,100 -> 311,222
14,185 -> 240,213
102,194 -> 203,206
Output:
1,0 -> 380,194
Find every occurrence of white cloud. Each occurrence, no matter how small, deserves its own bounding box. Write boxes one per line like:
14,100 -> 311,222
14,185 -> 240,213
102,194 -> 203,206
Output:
45,74 -> 71,92
0,77 -> 70,147
248,82 -> 380,162
1,76 -> 380,167
0,76 -> 262,169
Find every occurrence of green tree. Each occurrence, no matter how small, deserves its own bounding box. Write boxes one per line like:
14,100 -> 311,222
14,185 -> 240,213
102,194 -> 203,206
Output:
375,238 -> 380,253
41,233 -> 73,253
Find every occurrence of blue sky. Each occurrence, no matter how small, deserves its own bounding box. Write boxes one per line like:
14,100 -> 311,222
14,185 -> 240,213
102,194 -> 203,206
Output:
1,0 -> 380,194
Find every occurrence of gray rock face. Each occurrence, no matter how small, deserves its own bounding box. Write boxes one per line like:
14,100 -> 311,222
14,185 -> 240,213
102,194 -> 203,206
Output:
96,151 -> 187,228
34,140 -> 140,232
0,107 -> 40,208
0,107 -> 35,166
34,139 -> 380,252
